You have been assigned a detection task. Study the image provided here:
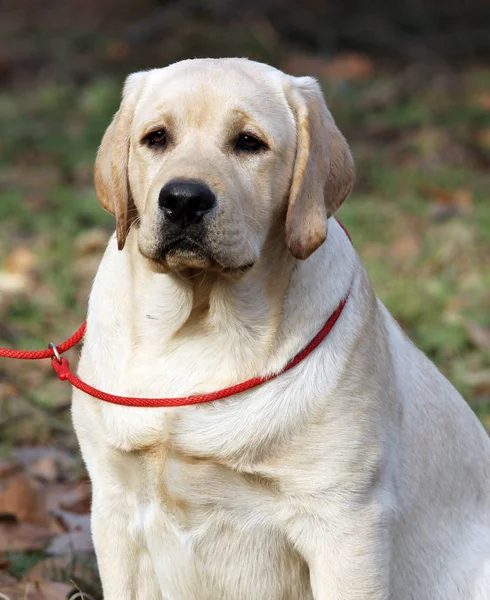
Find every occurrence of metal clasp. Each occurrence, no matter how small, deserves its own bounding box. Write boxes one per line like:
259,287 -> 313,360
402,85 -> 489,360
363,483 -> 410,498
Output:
48,342 -> 62,364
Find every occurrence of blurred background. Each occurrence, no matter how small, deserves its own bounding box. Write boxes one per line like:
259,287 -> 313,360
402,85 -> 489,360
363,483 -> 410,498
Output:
0,0 -> 489,597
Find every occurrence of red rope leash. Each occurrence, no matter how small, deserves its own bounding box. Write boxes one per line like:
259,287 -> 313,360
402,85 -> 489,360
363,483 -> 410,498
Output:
0,323 -> 86,360
0,219 -> 352,408
50,295 -> 348,407
0,295 -> 349,408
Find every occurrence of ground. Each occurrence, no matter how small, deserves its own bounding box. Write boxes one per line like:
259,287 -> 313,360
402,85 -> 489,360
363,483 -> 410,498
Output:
0,50 -> 489,598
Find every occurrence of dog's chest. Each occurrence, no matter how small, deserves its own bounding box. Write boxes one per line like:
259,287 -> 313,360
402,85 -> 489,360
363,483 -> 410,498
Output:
136,448 -> 313,600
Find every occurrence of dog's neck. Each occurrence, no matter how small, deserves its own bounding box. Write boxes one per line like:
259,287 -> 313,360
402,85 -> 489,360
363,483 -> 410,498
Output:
125,230 -> 294,373
85,219 -> 357,390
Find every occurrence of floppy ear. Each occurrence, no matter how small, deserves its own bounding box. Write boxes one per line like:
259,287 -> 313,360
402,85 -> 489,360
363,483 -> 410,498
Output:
285,77 -> 355,260
94,73 -> 144,250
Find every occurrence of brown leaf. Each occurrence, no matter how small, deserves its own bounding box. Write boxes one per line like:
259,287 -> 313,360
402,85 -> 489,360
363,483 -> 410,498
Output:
472,91 -> 490,111
0,272 -> 31,295
471,371 -> 490,397
31,581 -> 74,600
58,484 -> 91,515
391,233 -> 421,261
324,52 -> 374,81
0,457 -> 22,479
452,188 -> 474,214
4,248 -> 37,277
360,242 -> 385,260
283,52 -> 374,82
0,570 -> 17,585
0,580 -> 73,600
0,583 -> 24,600
421,185 -> 453,204
478,128 -> 490,150
44,484 -> 79,515
30,457 -> 60,484
464,321 -> 490,350
0,474 -> 46,525
0,517 -> 54,551
426,187 -> 474,221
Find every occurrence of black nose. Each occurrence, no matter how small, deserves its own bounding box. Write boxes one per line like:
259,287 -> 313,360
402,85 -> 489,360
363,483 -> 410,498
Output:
158,179 -> 216,228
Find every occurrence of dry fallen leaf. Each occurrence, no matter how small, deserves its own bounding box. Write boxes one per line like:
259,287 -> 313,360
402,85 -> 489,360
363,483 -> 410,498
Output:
30,457 -> 59,484
472,91 -> 490,111
464,321 -> 490,350
58,483 -> 92,515
283,52 -> 374,82
0,474 -> 46,525
0,570 -> 17,586
4,248 -> 37,277
0,580 -> 73,600
391,233 -> 421,261
0,517 -> 54,552
0,458 -> 22,479
426,186 -> 475,221
324,52 -> 374,81
478,128 -> 490,150
0,272 -> 31,295
452,188 -> 474,214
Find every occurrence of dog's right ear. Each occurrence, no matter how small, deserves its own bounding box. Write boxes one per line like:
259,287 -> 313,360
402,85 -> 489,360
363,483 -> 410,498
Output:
94,72 -> 145,250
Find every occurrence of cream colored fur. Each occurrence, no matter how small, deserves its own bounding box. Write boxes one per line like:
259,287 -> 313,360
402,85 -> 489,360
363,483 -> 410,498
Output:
73,58 -> 490,600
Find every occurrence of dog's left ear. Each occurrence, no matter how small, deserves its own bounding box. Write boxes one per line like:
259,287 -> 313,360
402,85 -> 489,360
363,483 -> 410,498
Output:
285,77 -> 355,260
94,72 -> 145,250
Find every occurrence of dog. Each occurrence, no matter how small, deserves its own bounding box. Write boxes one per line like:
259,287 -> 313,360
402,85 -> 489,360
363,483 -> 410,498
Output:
72,58 -> 490,599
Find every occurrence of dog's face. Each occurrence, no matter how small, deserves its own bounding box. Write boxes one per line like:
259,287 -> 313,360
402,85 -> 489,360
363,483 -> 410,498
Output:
95,59 -> 355,273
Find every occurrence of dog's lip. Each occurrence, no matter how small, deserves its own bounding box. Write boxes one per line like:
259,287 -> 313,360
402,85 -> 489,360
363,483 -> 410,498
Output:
138,239 -> 255,275
162,237 -> 203,254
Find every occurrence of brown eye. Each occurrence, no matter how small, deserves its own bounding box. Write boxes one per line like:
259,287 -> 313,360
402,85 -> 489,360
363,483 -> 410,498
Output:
235,133 -> 266,153
145,129 -> 167,147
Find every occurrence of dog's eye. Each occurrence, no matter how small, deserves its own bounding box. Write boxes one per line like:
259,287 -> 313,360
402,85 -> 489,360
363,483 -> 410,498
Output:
144,130 -> 167,148
235,133 -> 266,153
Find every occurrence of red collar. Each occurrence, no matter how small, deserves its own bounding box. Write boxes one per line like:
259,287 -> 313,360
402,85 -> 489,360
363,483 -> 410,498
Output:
0,221 -> 352,408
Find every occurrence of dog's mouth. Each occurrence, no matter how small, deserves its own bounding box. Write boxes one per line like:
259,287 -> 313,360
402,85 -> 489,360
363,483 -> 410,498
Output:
139,237 -> 254,277
163,237 -> 203,255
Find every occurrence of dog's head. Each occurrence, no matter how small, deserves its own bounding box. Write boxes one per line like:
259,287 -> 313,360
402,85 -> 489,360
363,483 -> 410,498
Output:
95,58 -> 354,273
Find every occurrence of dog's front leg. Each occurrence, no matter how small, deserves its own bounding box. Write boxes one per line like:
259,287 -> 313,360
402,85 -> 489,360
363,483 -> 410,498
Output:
91,496 -> 161,600
73,413 -> 162,598
286,496 -> 392,600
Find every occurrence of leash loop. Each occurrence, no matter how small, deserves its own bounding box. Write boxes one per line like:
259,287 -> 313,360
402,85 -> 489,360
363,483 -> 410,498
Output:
0,290 -> 350,407
48,342 -> 62,364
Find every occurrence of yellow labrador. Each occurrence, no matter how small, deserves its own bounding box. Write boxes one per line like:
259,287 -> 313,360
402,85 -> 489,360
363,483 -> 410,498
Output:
73,58 -> 490,600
